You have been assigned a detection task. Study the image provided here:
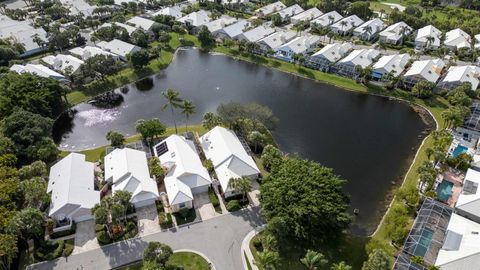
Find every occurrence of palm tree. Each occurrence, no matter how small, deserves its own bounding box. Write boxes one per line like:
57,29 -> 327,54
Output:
425,36 -> 435,49
162,89 -> 183,134
254,250 -> 279,270
331,261 -> 352,270
227,177 -> 252,202
181,100 -> 195,132
300,250 -> 328,270
328,15 -> 334,25
363,25 -> 372,41
339,20 -> 348,35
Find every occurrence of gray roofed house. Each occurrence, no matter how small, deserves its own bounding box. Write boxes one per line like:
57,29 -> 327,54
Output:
306,42 -> 353,71
311,11 -> 343,27
330,15 -> 364,35
455,168 -> 480,223
256,30 -> 297,53
213,20 -> 250,40
236,24 -> 275,42
0,15 -> 48,57
254,1 -> 286,17
96,39 -> 141,60
290,7 -> 322,24
275,4 -> 304,21
203,15 -> 237,35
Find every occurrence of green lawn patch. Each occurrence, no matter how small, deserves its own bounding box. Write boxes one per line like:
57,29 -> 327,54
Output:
117,252 -> 209,270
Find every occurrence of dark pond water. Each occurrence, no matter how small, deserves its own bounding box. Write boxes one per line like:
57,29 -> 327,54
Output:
54,48 -> 428,235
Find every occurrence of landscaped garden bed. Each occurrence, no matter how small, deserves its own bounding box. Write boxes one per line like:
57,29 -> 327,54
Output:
208,187 -> 222,214
173,208 -> 196,226
96,216 -> 138,246
33,238 -> 75,262
117,252 -> 209,270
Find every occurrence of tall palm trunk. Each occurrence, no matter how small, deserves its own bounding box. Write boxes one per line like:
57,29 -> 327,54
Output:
171,106 -> 178,134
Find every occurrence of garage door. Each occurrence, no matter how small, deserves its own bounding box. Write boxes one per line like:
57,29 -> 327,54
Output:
134,199 -> 156,208
191,185 -> 208,194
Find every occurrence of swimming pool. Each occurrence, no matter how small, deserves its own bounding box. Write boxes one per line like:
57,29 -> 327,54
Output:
437,181 -> 453,202
452,145 -> 468,157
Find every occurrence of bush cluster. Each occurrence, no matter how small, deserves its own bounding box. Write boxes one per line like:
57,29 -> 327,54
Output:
226,200 -> 241,212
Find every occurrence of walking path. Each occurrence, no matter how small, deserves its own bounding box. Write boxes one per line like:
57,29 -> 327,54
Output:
241,226 -> 266,270
28,207 -> 264,270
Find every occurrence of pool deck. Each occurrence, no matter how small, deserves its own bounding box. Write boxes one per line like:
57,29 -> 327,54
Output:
436,169 -> 465,207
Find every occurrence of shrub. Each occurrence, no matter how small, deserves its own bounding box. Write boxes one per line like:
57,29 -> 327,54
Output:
97,230 -> 112,245
34,240 -> 65,261
63,240 -> 74,257
159,212 -> 173,229
95,224 -> 104,232
226,200 -> 241,212
208,187 -> 219,207
252,236 -> 263,250
49,222 -> 77,239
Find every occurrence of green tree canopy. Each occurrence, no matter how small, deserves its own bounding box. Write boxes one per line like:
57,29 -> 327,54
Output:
362,249 -> 391,270
202,112 -> 222,130
412,80 -> 436,99
300,250 -> 328,270
8,208 -> 45,240
143,241 -> 173,268
198,26 -> 215,49
261,145 -> 282,171
135,118 -> 166,147
106,130 -> 125,148
128,49 -> 150,69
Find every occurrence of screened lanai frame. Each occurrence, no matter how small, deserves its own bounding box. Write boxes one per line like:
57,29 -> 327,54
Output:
393,253 -> 426,270
402,197 -> 453,265
463,103 -> 480,132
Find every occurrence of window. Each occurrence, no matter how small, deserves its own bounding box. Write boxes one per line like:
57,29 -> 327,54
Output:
179,202 -> 186,208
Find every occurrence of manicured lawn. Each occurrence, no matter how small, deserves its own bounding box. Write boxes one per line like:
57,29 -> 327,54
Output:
118,252 -> 209,270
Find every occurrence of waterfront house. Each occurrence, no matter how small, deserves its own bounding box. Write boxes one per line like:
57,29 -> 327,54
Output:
204,15 -> 238,35
310,11 -> 343,27
435,213 -> 480,270
69,46 -> 120,61
437,65 -> 480,91
0,15 -> 48,57
154,135 -> 212,212
104,148 -> 159,208
274,35 -> 321,62
254,1 -> 286,17
236,24 -> 275,43
333,48 -> 380,77
455,168 -> 480,223
100,22 -> 137,35
371,53 -> 410,81
330,15 -> 364,35
213,20 -> 250,40
458,103 -> 480,141
275,4 -> 304,22
306,42 -> 353,71
152,6 -> 183,19
10,64 -> 68,82
402,59 -> 445,89
256,30 -> 297,54
444,28 -> 471,50
415,25 -> 442,50
378,21 -> 412,45
47,153 -> 99,227
290,7 -> 323,24
126,16 -> 156,31
178,10 -> 212,28
41,54 -> 84,77
353,18 -> 386,41
96,39 -> 141,60
200,126 -> 260,198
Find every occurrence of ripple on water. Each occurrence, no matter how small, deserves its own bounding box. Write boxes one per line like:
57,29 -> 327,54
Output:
77,108 -> 120,127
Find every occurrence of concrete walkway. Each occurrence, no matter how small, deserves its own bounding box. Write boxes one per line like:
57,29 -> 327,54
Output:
72,220 -> 99,255
28,207 -> 264,270
241,226 -> 266,270
136,204 -> 161,237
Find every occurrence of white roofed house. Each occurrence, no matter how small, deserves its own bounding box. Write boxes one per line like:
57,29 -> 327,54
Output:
104,148 -> 160,208
275,4 -> 304,22
333,48 -> 380,77
444,28 -> 471,51
454,169 -> 480,223
254,1 -> 286,17
203,15 -> 237,35
213,20 -> 250,40
126,16 -> 156,31
379,21 -> 413,45
274,34 -> 321,62
435,213 -> 480,270
437,65 -> 480,91
415,25 -> 442,50
290,7 -> 323,24
236,24 -> 275,43
10,64 -> 68,82
152,6 -> 183,19
96,39 -> 141,60
306,42 -> 353,71
100,22 -> 138,36
0,15 -> 48,57
402,59 -> 445,89
47,153 -> 100,229
256,30 -> 297,54
330,15 -> 364,35
178,10 -> 211,28
310,11 -> 343,27
154,135 -> 212,212
69,46 -> 120,61
353,18 -> 386,41
41,54 -> 85,78
371,53 -> 410,81
200,126 -> 260,198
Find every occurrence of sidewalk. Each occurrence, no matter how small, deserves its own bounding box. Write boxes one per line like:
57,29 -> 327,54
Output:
241,225 -> 266,270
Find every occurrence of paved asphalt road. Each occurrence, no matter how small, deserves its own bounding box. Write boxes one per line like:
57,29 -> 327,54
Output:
28,207 -> 264,270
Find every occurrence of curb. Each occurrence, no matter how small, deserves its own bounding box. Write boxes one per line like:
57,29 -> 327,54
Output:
241,225 -> 266,270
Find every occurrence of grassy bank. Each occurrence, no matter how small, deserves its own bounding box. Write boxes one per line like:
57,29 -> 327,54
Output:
117,252 -> 209,270
66,33 -> 200,105
61,124 -> 206,162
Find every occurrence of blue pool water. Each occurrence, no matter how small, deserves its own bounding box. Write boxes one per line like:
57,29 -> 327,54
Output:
452,145 -> 468,157
437,181 -> 453,202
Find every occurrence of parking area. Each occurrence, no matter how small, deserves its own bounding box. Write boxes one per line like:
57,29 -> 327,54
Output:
72,220 -> 99,255
194,192 -> 220,221
136,204 -> 161,236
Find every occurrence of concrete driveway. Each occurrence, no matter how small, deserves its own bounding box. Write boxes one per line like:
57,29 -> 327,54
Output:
194,192 -> 219,221
28,207 -> 265,270
136,204 -> 161,236
72,220 -> 99,255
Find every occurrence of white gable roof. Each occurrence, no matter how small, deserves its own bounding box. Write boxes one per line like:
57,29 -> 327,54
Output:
331,15 -> 364,32
403,59 -> 445,82
435,213 -> 480,268
311,42 -> 353,63
276,35 -> 320,54
69,46 -> 118,60
126,16 -> 156,31
276,4 -> 304,19
257,30 -> 297,50
105,148 -> 159,203
290,7 -> 322,23
10,64 -> 67,81
379,21 -> 412,42
456,168 -> 480,219
178,10 -> 211,27
48,153 -> 99,218
204,15 -> 237,33
200,126 -> 259,193
42,54 -> 84,74
153,6 -> 183,19
311,11 -> 343,27
154,135 -> 211,205
372,53 -> 410,76
101,22 -> 137,35
415,25 -> 442,47
220,19 -> 250,38
338,48 -> 380,68
353,18 -> 386,36
441,65 -> 480,90
0,15 -> 47,54
241,24 -> 275,42
97,39 -> 141,58
444,28 -> 471,49
255,1 -> 286,16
